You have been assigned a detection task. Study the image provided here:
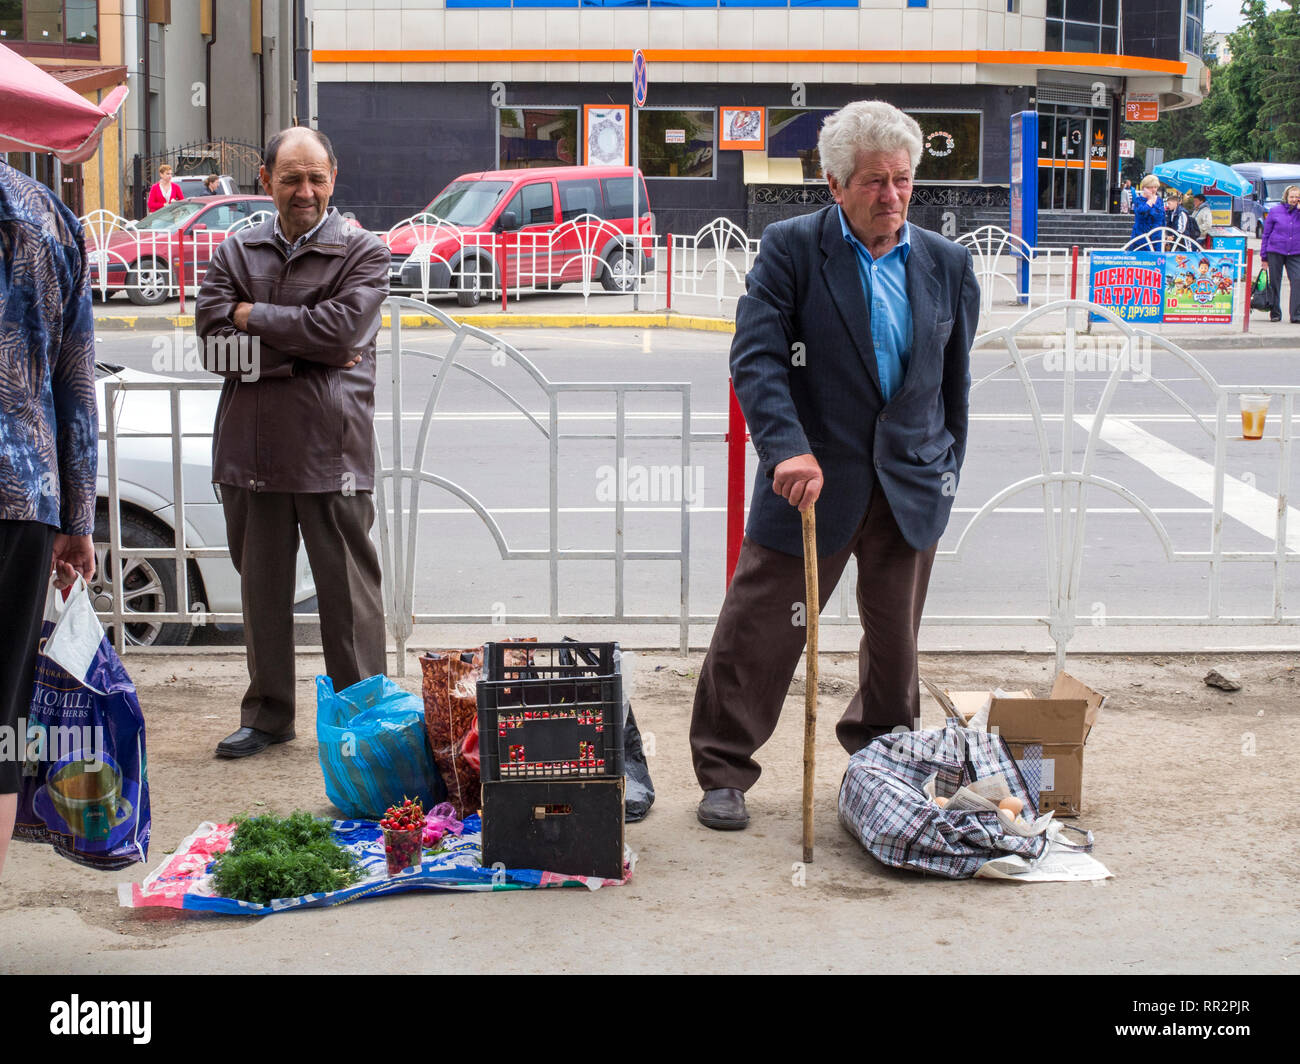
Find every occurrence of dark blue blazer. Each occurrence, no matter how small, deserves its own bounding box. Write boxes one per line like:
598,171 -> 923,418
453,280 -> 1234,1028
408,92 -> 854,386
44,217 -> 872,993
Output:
731,205 -> 980,557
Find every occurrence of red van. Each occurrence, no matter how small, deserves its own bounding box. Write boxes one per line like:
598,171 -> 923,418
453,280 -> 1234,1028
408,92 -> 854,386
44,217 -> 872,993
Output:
386,165 -> 653,306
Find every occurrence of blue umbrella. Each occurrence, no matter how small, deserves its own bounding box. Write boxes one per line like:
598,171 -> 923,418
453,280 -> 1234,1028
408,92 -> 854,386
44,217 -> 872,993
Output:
1154,158 -> 1252,196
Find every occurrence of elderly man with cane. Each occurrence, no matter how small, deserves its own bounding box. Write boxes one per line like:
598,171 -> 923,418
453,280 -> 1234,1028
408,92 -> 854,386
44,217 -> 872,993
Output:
689,100 -> 980,832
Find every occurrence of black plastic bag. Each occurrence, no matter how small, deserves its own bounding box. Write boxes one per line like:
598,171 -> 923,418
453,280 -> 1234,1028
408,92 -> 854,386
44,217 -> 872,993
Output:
558,637 -> 655,822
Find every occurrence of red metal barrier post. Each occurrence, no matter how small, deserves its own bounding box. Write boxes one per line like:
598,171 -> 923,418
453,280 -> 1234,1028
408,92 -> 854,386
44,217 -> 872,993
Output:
500,231 -> 509,312
176,227 -> 186,315
1070,244 -> 1079,300
725,380 -> 748,588
1243,247 -> 1254,333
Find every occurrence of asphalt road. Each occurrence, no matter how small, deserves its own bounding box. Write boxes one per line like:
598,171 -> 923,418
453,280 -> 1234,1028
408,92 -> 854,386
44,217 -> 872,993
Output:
95,327 -> 1300,645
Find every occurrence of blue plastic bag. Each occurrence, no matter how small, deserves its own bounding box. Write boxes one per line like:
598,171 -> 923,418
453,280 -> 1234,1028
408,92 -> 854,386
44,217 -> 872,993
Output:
16,580 -> 151,870
316,674 -> 445,819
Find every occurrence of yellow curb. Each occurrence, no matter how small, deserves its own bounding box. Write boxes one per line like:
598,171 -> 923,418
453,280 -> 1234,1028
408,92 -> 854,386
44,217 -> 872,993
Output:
379,311 -> 736,333
94,311 -> 735,333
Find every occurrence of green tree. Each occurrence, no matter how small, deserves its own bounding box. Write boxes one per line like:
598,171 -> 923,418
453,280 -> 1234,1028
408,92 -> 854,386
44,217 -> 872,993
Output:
1120,0 -> 1288,178
1259,0 -> 1300,158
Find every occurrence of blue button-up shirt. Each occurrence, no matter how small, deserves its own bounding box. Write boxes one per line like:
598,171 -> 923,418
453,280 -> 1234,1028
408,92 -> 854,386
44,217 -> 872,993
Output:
839,207 -> 913,402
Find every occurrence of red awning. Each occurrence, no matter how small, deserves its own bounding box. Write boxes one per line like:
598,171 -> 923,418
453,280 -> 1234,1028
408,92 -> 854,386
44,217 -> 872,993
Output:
0,43 -> 128,164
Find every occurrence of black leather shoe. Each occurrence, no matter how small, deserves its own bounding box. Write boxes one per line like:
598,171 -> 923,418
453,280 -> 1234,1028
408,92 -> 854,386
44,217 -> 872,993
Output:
215,726 -> 294,759
697,787 -> 749,830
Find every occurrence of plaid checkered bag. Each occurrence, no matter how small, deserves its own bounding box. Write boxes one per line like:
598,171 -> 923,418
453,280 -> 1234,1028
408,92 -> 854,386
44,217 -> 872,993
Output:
838,724 -> 1048,879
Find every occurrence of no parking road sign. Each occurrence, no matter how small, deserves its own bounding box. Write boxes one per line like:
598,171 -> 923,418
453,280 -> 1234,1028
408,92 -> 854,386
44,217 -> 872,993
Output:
633,49 -> 647,108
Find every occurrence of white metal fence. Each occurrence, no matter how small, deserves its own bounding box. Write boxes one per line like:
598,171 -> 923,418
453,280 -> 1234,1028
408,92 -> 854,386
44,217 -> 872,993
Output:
99,296 -> 1297,666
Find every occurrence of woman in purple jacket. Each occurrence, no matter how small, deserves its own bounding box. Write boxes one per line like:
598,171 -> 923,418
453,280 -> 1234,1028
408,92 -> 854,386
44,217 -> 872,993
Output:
1262,185 -> 1300,323
1130,174 -> 1165,250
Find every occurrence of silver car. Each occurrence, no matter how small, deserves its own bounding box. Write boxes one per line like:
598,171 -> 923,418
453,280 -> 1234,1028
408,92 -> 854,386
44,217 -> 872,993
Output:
94,362 -> 317,646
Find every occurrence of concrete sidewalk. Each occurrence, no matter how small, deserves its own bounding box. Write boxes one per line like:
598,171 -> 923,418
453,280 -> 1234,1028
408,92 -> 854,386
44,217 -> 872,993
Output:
2,644 -> 1294,974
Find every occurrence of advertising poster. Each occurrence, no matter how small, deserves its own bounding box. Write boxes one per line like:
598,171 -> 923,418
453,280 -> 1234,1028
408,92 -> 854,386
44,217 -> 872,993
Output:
1162,250 -> 1237,324
584,105 -> 629,166
1089,251 -> 1166,324
719,107 -> 765,151
1205,193 -> 1232,228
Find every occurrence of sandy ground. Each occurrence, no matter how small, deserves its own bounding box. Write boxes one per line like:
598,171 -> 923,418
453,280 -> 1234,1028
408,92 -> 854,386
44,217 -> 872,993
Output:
2,648 -> 1296,975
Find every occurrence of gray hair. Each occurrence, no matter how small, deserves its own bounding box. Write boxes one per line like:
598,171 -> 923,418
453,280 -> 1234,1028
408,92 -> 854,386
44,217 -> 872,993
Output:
817,101 -> 923,185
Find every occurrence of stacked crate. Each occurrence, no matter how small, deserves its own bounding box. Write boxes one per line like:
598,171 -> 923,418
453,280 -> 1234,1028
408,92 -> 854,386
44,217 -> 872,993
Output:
477,642 -> 625,880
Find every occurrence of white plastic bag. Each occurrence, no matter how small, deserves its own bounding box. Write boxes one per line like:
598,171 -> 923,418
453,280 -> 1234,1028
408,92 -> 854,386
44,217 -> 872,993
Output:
43,576 -> 108,691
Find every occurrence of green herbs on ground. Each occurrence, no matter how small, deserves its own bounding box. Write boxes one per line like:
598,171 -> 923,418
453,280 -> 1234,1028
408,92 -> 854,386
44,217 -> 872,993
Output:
211,810 -> 365,905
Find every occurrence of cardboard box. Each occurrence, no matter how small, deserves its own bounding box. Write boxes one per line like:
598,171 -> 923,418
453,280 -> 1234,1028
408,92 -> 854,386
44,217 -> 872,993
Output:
922,673 -> 1104,817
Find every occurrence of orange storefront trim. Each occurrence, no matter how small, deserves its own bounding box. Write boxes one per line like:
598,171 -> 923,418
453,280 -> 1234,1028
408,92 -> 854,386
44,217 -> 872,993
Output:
312,48 -> 1187,75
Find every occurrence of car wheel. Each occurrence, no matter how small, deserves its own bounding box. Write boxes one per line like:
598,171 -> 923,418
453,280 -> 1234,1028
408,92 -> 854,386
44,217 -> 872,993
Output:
456,260 -> 483,308
126,257 -> 172,306
92,509 -> 201,647
601,248 -> 636,292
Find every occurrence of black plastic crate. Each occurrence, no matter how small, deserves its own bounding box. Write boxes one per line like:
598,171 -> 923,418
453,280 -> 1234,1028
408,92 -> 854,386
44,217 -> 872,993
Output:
482,778 -> 625,880
477,641 -> 624,782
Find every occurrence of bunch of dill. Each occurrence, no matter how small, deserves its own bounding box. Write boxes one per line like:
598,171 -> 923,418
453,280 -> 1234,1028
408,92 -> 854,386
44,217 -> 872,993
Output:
211,810 -> 365,905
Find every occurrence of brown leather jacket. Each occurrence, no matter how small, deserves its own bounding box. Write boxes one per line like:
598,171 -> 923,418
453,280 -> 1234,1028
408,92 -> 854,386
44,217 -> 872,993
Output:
195,208 -> 389,493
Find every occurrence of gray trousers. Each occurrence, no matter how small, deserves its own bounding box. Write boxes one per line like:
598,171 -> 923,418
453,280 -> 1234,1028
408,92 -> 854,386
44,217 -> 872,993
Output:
221,487 -> 387,736
690,482 -> 937,792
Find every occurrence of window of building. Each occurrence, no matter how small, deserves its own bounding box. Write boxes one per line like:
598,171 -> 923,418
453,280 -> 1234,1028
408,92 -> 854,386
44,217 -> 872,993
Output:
1046,0 -> 1117,53
768,108 -> 836,180
0,1 -> 97,45
765,108 -> 981,184
453,0 -> 860,6
498,107 -> 580,170
1185,0 -> 1203,55
910,111 -> 982,182
637,108 -> 715,179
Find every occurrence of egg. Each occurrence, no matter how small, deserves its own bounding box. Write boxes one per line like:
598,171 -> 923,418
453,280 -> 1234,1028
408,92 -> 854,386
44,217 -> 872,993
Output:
998,796 -> 1024,816
934,796 -> 949,808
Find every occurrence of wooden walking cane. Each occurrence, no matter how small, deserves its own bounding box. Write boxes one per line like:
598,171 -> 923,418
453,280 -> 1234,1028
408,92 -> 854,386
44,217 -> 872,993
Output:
801,503 -> 818,864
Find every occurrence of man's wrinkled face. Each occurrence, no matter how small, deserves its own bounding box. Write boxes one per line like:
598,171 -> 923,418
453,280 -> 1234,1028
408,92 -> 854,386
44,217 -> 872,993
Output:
260,134 -> 336,240
827,148 -> 913,247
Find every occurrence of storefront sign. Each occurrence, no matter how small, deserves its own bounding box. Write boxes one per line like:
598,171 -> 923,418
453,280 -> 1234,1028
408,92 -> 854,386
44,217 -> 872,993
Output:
1125,95 -> 1159,122
1163,250 -> 1238,323
1089,251 -> 1166,323
665,129 -> 685,144
1118,139 -> 1135,159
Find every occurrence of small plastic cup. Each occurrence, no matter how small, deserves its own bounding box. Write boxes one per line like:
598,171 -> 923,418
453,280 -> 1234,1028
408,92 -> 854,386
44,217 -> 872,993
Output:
1240,395 -> 1271,440
383,826 -> 423,875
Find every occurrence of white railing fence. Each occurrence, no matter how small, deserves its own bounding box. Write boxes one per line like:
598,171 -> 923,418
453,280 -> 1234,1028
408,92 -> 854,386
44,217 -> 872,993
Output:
99,297 -> 1297,665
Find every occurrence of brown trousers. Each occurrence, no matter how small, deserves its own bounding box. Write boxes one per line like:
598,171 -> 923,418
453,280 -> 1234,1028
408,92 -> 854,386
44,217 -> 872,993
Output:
690,483 -> 937,792
222,487 -> 387,736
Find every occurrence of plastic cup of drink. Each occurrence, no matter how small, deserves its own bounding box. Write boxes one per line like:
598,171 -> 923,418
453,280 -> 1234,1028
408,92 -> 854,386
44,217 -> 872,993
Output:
1240,395 -> 1270,440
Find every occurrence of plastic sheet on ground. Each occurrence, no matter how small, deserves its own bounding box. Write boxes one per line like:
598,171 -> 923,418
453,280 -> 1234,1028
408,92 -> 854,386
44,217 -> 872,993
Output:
118,814 -> 631,914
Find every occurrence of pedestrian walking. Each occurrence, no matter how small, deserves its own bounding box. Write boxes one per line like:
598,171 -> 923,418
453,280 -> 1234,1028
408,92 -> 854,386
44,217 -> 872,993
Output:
1120,179 -> 1134,214
688,100 -> 980,830
1164,191 -> 1190,249
1261,184 -> 1300,324
0,161 -> 98,876
195,127 -> 392,758
1191,193 -> 1214,241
